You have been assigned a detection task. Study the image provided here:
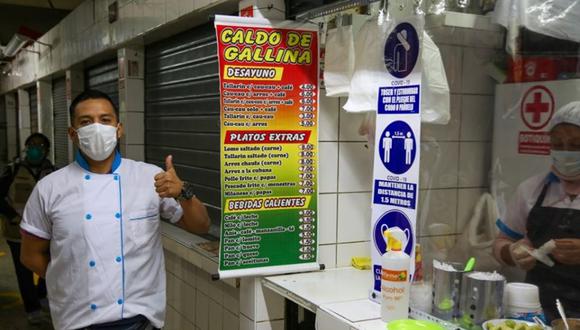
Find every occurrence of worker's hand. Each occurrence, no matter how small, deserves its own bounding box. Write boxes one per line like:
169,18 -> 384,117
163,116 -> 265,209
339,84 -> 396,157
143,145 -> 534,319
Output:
509,238 -> 536,271
154,155 -> 184,199
553,239 -> 580,265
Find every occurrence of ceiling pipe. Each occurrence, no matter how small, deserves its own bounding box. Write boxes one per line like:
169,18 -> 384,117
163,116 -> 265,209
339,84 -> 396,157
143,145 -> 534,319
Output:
0,27 -> 51,59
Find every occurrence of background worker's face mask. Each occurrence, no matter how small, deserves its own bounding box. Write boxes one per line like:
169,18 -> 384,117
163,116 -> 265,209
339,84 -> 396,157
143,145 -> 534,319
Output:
551,150 -> 580,180
76,123 -> 118,161
25,146 -> 45,165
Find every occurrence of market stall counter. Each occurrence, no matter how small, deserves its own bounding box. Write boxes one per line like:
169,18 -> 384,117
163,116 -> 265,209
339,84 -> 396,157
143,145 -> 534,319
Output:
263,267 -> 464,330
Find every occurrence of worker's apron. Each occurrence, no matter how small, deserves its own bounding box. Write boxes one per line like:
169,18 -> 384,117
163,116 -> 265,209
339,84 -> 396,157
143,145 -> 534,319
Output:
526,182 -> 580,321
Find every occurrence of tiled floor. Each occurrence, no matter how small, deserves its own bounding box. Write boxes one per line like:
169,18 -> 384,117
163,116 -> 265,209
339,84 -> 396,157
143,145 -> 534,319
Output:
0,240 -> 53,330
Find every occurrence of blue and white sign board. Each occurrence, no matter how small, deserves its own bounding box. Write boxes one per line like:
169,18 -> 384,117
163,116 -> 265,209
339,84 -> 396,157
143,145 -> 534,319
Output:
371,17 -> 424,300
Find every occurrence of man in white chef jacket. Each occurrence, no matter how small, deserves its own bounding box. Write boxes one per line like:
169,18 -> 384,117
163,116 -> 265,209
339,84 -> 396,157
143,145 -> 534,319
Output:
19,89 -> 210,330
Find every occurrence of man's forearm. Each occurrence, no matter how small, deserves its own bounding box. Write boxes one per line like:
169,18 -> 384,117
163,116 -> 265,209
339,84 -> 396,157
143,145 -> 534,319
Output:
20,234 -> 51,278
177,197 -> 210,234
21,252 -> 49,278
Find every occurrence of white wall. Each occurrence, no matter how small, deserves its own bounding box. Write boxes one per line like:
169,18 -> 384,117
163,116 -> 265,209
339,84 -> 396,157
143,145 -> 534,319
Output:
0,0 -> 238,94
164,250 -> 242,330
315,24 -> 503,275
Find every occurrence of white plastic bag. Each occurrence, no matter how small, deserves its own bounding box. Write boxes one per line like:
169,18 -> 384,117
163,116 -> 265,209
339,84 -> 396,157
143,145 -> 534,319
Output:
343,17 -> 450,125
420,33 -> 450,124
324,15 -> 355,97
343,15 -> 391,113
448,193 -> 501,272
494,0 -> 580,49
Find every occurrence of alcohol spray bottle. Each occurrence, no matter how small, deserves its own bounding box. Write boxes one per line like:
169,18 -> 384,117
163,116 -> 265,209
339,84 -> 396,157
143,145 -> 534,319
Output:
381,228 -> 411,322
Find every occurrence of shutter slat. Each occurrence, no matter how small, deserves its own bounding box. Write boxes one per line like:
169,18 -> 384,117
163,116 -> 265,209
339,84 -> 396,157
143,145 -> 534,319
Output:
145,23 -> 221,234
85,59 -> 119,110
52,78 -> 68,168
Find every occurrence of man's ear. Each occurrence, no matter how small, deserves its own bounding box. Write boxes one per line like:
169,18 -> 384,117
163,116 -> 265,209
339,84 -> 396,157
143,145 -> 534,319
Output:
68,127 -> 78,146
117,123 -> 124,140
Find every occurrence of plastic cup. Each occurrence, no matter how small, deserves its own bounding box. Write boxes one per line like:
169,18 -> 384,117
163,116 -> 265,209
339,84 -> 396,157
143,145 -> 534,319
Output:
504,282 -> 542,310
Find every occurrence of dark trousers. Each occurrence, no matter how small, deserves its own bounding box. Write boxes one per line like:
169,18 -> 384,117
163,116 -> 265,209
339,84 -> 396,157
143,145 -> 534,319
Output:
82,315 -> 157,330
6,240 -> 47,313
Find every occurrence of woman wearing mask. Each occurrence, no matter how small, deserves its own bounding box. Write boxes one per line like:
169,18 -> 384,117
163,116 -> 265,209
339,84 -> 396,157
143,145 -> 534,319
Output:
494,101 -> 580,321
0,133 -> 55,325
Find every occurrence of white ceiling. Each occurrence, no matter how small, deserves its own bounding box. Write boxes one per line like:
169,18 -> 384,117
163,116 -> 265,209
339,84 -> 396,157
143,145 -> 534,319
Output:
0,0 -> 83,10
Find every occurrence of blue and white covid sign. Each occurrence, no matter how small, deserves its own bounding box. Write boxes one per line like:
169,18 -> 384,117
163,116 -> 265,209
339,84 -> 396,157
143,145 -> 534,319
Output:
378,120 -> 417,175
370,17 -> 423,300
384,22 -> 420,79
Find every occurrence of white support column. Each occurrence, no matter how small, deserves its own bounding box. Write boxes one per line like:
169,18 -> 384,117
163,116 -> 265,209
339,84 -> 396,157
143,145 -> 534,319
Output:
239,0 -> 286,19
17,88 -> 31,152
118,46 -> 145,161
66,68 -> 84,163
37,79 -> 54,163
239,277 -> 286,330
5,93 -> 19,160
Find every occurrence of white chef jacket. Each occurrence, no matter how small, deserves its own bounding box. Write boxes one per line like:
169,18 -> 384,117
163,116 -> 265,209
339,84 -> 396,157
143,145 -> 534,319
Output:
498,172 -> 580,239
20,151 -> 183,330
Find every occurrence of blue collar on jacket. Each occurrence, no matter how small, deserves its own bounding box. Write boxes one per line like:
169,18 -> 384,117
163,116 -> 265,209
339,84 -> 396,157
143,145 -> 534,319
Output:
75,150 -> 122,174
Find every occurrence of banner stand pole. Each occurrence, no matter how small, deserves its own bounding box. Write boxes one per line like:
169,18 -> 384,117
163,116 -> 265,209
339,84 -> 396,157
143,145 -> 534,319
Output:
211,263 -> 326,281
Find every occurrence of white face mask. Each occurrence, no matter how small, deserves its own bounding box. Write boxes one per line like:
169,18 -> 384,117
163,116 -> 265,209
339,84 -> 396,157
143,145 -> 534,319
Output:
552,150 -> 580,178
76,123 -> 118,161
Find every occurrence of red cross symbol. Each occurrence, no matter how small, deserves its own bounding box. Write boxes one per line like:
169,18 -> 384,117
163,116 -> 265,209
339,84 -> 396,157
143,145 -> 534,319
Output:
525,92 -> 550,123
520,86 -> 555,130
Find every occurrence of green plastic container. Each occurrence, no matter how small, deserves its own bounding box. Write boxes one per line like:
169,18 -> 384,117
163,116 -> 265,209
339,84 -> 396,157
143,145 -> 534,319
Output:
387,320 -> 446,330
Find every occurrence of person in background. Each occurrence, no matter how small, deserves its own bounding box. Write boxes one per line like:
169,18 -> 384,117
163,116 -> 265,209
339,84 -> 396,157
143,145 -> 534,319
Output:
19,89 -> 210,330
494,101 -> 580,321
0,133 -> 55,325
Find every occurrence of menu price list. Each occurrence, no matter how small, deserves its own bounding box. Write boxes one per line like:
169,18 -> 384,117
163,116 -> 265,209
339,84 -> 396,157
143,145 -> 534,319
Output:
220,82 -> 318,270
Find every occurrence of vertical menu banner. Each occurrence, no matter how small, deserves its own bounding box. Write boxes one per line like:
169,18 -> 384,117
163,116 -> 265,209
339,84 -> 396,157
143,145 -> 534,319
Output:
215,15 -> 320,279
370,18 -> 424,300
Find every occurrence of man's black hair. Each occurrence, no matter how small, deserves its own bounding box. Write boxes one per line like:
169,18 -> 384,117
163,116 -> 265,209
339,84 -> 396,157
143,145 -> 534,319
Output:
25,133 -> 50,150
69,89 -> 119,125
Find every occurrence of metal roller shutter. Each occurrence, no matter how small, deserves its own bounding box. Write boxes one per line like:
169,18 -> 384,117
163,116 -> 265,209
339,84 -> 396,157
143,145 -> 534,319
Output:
0,95 -> 7,164
53,77 -> 69,169
85,59 -> 119,109
28,86 -> 38,133
145,23 -> 221,234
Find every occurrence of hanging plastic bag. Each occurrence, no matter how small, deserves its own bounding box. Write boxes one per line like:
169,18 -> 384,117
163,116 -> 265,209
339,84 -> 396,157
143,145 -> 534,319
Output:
324,14 -> 355,97
448,193 -> 501,272
421,33 -> 450,125
343,14 -> 391,113
494,0 -> 580,54
358,111 -> 377,149
343,16 -> 450,124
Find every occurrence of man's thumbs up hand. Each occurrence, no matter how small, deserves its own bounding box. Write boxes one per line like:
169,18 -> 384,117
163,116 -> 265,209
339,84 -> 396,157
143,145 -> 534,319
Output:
165,154 -> 175,172
154,155 -> 184,198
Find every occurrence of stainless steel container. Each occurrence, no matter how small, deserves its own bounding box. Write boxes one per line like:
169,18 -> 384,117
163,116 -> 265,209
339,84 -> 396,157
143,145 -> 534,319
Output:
459,272 -> 506,328
432,261 -> 467,321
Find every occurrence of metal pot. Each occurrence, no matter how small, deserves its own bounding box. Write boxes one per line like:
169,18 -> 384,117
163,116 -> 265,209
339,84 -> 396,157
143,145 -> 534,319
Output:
459,272 -> 506,328
432,262 -> 467,321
